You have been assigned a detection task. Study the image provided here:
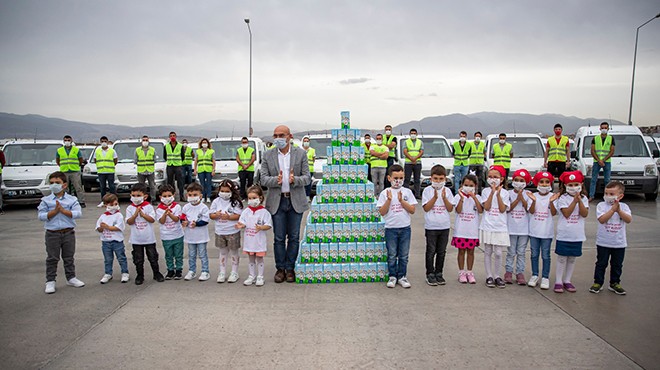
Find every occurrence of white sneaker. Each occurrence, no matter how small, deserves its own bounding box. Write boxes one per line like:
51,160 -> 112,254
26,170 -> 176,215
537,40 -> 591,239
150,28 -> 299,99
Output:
227,271 -> 239,283
97,202 -> 105,208
217,272 -> 226,283
540,278 -> 550,290
184,271 -> 196,281
100,274 -> 113,284
121,273 -> 130,283
206,198 -> 211,203
45,281 -> 56,294
198,272 -> 210,281
398,277 -> 411,288
66,277 -> 85,288
243,275 -> 255,286
386,277 -> 397,288
528,275 -> 539,287
255,276 -> 265,286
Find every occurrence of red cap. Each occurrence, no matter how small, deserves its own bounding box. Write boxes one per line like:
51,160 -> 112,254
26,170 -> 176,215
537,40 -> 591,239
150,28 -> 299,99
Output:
559,170 -> 584,184
512,169 -> 532,184
532,171 -> 554,186
488,165 -> 506,178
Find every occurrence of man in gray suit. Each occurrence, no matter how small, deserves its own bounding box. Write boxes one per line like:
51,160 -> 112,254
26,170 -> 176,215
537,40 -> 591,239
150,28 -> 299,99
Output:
260,125 -> 311,283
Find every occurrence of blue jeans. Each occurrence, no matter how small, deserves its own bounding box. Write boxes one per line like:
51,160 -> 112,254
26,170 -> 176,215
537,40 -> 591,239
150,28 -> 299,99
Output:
529,237 -> 552,278
188,242 -> 209,273
453,165 -> 468,192
98,173 -> 116,199
198,172 -> 213,199
102,240 -> 128,275
272,196 -> 303,270
589,161 -> 611,198
385,226 -> 411,279
506,235 -> 529,274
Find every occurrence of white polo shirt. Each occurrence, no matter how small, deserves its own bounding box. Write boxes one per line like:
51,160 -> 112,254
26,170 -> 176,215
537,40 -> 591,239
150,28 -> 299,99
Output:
278,148 -> 291,193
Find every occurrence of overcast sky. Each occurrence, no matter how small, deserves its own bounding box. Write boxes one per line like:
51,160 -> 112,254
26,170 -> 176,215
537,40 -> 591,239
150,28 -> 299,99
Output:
1,1 -> 658,129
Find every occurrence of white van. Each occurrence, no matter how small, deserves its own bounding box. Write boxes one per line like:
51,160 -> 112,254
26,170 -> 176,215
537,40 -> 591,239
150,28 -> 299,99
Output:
112,139 -> 168,195
485,133 -> 545,184
396,134 -> 455,189
301,134 -> 332,195
82,145 -> 99,191
572,125 -> 658,200
1,140 -> 63,204
209,137 -> 264,188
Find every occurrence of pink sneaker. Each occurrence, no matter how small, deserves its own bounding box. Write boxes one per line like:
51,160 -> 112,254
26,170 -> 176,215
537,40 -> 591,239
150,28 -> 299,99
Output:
516,273 -> 526,285
466,271 -> 476,284
504,271 -> 513,284
458,271 -> 468,284
554,283 -> 564,293
563,282 -> 577,292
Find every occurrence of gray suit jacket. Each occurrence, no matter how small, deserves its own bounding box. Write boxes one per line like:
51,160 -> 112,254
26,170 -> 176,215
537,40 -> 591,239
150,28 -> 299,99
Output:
260,145 -> 311,215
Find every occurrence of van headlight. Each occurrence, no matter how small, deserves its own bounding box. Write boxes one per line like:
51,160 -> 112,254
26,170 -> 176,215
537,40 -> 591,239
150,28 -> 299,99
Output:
645,164 -> 657,177
155,170 -> 164,179
83,166 -> 90,174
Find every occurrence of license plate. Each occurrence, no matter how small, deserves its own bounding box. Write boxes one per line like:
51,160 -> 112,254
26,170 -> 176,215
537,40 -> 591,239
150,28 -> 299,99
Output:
6,189 -> 40,197
622,180 -> 635,185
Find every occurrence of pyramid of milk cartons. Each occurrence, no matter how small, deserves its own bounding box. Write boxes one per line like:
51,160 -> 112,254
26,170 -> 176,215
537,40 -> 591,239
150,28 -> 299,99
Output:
296,111 -> 388,284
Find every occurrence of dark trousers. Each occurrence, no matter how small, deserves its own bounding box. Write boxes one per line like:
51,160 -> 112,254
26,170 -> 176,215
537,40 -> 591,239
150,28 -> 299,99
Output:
131,243 -> 161,277
305,172 -> 314,198
98,173 -> 116,199
182,165 -> 193,187
404,163 -> 421,198
366,163 -> 372,182
594,245 -> 625,285
238,170 -> 254,199
548,161 -> 567,179
272,196 -> 303,271
45,230 -> 76,281
425,228 -> 449,276
384,157 -> 395,188
166,166 -> 185,199
469,164 -> 486,188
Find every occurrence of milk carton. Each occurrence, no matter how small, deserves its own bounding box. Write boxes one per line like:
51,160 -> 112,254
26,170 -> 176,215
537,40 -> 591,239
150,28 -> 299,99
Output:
377,263 -> 388,282
350,146 -> 359,165
367,223 -> 377,242
341,111 -> 350,129
348,165 -> 357,184
367,263 -> 377,282
314,264 -> 324,284
352,204 -> 361,223
356,242 -> 366,262
357,223 -> 368,242
353,129 -> 361,146
380,242 -> 388,262
365,242 -> 375,262
337,130 -> 347,147
319,243 -> 329,263
310,243 -> 320,263
332,146 -> 341,165
330,184 -> 339,203
338,184 -> 348,203
331,264 -> 341,283
332,165 -> 341,184
319,204 -> 328,223
341,264 -> 350,283
332,129 -> 339,147
338,242 -> 348,263
327,203 -> 337,223
321,224 -> 331,244
346,129 -> 355,148
322,165 -> 331,184
341,146 -> 350,165
357,165 -> 368,183
300,243 -> 310,263
310,203 -> 320,223
349,263 -> 359,283
347,184 -> 356,203
366,184 -> 375,203
357,185 -> 366,204
357,146 -> 365,165
377,222 -> 385,242
329,242 -> 339,263
306,224 -> 315,244
347,243 -> 357,262
323,265 -> 332,284
372,204 -> 381,222
296,264 -> 305,283
358,263 -> 369,283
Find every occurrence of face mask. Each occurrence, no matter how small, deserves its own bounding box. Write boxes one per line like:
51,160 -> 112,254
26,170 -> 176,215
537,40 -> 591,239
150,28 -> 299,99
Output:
566,185 -> 582,196
218,191 -> 231,200
63,141 -> 72,147
499,139 -> 506,145
537,185 -> 552,194
202,143 -> 208,149
242,143 -> 249,149
49,183 -> 63,194
248,198 -> 261,207
604,195 -> 617,204
182,143 -> 188,147
391,179 -> 404,189
385,130 -> 392,136
474,137 -> 481,142
142,141 -> 149,147
160,196 -> 174,205
106,205 -> 120,213
410,134 -> 417,140
512,181 -> 526,190
365,139 -> 371,144
131,196 -> 144,205
462,186 -> 475,194
303,142 -> 310,148
600,129 -> 608,135
376,140 -> 382,145
170,137 -> 177,142
101,142 -> 108,149
554,130 -> 562,136
487,178 -> 501,187
431,181 -> 445,190
188,196 -> 201,205
274,138 -> 288,149
459,137 -> 466,143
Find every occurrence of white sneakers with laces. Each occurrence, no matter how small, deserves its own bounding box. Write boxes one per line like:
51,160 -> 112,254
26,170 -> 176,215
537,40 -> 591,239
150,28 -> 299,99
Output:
528,275 -> 539,287
243,275 -> 255,286
217,272 -> 226,283
397,277 -> 411,288
540,278 -> 550,290
386,277 -> 397,288
184,271 -> 196,281
255,276 -> 265,286
227,271 -> 239,283
100,274 -> 113,284
121,273 -> 129,283
198,272 -> 210,281
97,202 -> 104,208
66,277 -> 85,288
45,281 -> 56,294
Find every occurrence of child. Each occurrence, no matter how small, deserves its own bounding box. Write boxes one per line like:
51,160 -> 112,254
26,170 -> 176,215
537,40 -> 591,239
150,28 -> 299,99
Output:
377,164 -> 417,288
480,165 -> 510,288
452,174 -> 483,284
126,183 -> 165,285
182,182 -> 211,281
156,185 -> 185,280
590,181 -> 632,295
527,171 -> 559,290
236,185 -> 272,286
37,171 -> 85,294
95,193 -> 129,284
210,180 -> 244,283
553,171 -> 589,293
421,164 -> 453,286
505,169 -> 532,285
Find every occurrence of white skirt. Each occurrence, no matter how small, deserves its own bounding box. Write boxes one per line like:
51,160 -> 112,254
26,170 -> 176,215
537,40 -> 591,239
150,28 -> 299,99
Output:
479,230 -> 510,247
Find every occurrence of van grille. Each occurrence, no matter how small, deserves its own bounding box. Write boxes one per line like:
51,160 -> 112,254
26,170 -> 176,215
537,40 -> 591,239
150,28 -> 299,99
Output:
117,175 -> 138,182
4,179 -> 43,187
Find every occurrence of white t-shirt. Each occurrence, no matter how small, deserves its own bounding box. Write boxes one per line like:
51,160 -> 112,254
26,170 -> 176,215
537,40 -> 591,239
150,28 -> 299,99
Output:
182,203 -> 210,244
422,186 -> 452,230
507,189 -> 530,236
376,187 -> 418,228
554,194 -> 589,242
125,202 -> 157,245
596,202 -> 630,248
479,188 -> 510,232
96,211 -> 125,242
239,206 -> 273,253
155,203 -> 185,241
96,147 -> 118,159
527,192 -> 555,239
209,198 -> 243,236
452,193 -> 480,239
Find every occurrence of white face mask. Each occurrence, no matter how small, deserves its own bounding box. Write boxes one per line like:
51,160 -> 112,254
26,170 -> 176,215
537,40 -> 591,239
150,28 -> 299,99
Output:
188,196 -> 201,205
391,179 -> 404,189
182,143 -> 188,147
499,139 -> 506,145
218,191 -> 231,200
431,181 -> 445,190
49,183 -> 63,194
410,134 -> 417,140
462,186 -> 475,194
273,138 -> 287,149
601,129 -> 608,135
566,185 -> 582,196
537,185 -> 552,194
247,198 -> 261,207
512,181 -> 526,190
106,205 -> 120,213
142,141 -> 149,147
487,178 -> 501,187
242,143 -> 249,149
365,139 -> 371,144
603,195 -> 617,204
63,141 -> 72,147
376,140 -> 382,145
385,130 -> 392,136
131,196 -> 144,205
474,137 -> 481,143
459,137 -> 466,143
160,196 -> 174,205
202,143 -> 208,149
101,142 -> 108,149
303,141 -> 310,148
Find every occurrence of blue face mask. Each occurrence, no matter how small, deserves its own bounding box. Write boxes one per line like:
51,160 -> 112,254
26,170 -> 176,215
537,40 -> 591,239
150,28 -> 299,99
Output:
49,183 -> 63,194
274,138 -> 288,149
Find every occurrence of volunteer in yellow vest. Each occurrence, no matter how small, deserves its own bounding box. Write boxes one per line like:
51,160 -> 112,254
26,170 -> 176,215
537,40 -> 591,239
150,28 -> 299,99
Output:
164,131 -> 186,200
383,124 -> 397,188
94,136 -> 118,208
469,131 -> 487,188
544,123 -> 571,179
236,136 -> 256,200
56,135 -> 86,207
194,138 -> 215,203
589,121 -> 616,200
452,131 -> 472,193
362,134 -> 373,182
370,133 -> 390,196
0,148 -> 5,213
135,135 -> 158,204
492,133 -> 514,186
181,139 -> 196,188
302,136 -> 316,201
403,128 -> 424,198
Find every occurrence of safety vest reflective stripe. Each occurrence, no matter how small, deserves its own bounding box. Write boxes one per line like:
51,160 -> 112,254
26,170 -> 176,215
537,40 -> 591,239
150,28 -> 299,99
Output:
166,143 -> 183,166
362,143 -> 372,164
306,148 -> 316,172
385,135 -> 396,157
547,136 -> 569,162
57,146 -> 81,172
95,148 -> 116,173
183,146 -> 194,165
453,141 -> 470,166
594,135 -> 612,163
404,139 -> 422,163
135,147 -> 155,173
196,149 -> 215,173
493,143 -> 512,169
469,141 -> 485,165
238,147 -> 255,171
370,145 -> 388,167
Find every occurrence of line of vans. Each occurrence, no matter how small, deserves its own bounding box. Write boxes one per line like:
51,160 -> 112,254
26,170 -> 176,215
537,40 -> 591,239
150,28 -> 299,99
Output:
395,134 -> 455,190
210,137 -> 265,190
485,133 -> 546,184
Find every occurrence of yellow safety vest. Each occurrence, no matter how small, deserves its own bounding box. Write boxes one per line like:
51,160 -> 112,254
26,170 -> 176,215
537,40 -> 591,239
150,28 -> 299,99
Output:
404,138 -> 422,163
306,147 -> 316,172
183,146 -> 194,165
166,143 -> 183,166
469,141 -> 485,165
135,147 -> 155,173
57,146 -> 81,172
452,141 -> 470,166
370,144 -> 388,168
384,135 -> 396,158
594,135 -> 613,163
547,136 -> 569,162
95,148 -> 116,174
238,146 -> 255,171
196,149 -> 215,173
493,143 -> 512,169
362,143 -> 372,164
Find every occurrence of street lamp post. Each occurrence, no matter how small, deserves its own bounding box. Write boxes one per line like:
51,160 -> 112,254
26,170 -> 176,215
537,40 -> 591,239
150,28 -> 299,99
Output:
244,18 -> 253,136
627,13 -> 660,126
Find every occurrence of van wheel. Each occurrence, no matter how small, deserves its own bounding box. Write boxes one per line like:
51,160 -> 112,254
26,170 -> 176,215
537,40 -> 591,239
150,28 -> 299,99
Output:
645,192 -> 658,201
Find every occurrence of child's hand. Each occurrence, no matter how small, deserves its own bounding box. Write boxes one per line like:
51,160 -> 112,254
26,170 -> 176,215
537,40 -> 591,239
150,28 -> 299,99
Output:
54,200 -> 62,213
550,192 -> 560,202
612,200 -> 620,212
386,189 -> 392,200
189,221 -> 196,228
398,190 -> 403,202
255,224 -> 266,231
573,191 -> 582,202
526,191 -> 536,202
181,220 -> 188,228
100,222 -> 109,230
220,212 -> 229,220
235,222 -> 246,229
433,188 -> 438,199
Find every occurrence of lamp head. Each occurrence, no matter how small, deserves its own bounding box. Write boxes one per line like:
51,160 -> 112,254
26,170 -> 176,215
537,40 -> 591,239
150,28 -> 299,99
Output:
655,13 -> 660,18
244,19 -> 250,24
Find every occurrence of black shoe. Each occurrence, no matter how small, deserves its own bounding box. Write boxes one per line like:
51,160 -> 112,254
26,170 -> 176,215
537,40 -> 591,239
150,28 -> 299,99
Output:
174,270 -> 182,280
165,270 -> 175,280
486,277 -> 495,288
495,277 -> 506,289
135,275 -> 144,285
80,203 -> 86,208
153,272 -> 165,282
435,274 -> 446,285
426,274 -> 438,286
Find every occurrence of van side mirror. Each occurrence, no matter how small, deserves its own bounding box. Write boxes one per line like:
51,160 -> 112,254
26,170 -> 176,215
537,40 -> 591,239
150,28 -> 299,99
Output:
653,149 -> 660,158
570,150 -> 577,159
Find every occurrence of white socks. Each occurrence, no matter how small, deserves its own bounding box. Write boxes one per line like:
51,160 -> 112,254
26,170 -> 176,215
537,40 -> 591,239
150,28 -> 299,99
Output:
484,244 -> 503,279
248,255 -> 265,277
219,248 -> 240,274
555,255 -> 576,284
219,247 -> 228,274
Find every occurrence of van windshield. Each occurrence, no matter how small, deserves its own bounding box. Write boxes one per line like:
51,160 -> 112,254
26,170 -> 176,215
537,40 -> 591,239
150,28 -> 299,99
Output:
212,140 -> 256,161
421,138 -> 452,158
489,137 -> 544,158
114,142 -> 165,163
79,148 -> 95,161
583,135 -> 650,158
307,138 -> 332,158
3,143 -> 61,166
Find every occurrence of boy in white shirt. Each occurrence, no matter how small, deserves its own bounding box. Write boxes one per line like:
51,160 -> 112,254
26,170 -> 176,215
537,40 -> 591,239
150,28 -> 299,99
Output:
155,185 -> 185,280
421,165 -> 453,286
96,193 -> 129,284
126,183 -> 164,285
181,183 -> 211,281
377,164 -> 418,288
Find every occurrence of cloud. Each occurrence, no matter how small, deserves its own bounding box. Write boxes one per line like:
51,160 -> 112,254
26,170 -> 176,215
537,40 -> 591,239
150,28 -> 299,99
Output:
339,77 -> 372,85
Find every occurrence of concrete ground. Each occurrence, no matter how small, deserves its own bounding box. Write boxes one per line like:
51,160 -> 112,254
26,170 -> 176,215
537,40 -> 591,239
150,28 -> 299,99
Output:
0,192 -> 658,369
